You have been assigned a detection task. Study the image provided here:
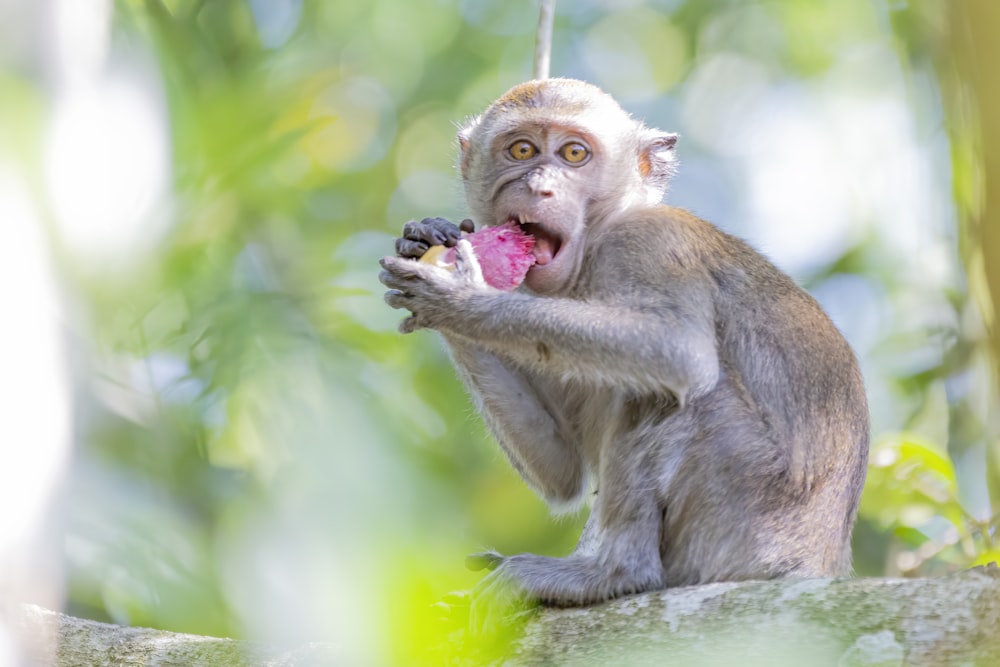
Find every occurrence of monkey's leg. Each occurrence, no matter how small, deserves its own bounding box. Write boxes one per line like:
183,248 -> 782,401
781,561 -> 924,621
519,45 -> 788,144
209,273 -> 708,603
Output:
467,493 -> 600,576
471,487 -> 663,631
446,335 -> 586,505
571,493 -> 601,557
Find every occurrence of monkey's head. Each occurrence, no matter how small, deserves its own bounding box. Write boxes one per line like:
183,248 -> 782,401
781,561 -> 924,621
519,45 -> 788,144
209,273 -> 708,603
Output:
457,78 -> 678,294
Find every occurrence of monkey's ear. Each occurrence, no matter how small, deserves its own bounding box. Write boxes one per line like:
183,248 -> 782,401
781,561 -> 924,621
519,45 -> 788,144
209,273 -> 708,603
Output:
638,131 -> 678,179
457,125 -> 472,152
638,131 -> 678,199
457,116 -> 480,179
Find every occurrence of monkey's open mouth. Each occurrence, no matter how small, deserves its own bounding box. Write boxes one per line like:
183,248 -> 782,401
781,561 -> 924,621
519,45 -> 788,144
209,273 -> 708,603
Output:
512,218 -> 562,266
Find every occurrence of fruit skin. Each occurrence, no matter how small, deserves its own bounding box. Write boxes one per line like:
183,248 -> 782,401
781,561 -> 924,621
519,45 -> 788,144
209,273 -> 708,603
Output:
418,221 -> 536,291
419,244 -> 453,268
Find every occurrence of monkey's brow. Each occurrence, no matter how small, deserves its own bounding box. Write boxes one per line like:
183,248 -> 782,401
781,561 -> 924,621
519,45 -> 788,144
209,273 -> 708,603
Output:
492,122 -> 595,148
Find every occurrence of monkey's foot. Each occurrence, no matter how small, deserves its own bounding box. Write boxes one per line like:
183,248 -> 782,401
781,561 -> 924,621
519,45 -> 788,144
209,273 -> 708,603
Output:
466,550 -> 504,572
469,561 -> 538,638
470,551 -> 665,634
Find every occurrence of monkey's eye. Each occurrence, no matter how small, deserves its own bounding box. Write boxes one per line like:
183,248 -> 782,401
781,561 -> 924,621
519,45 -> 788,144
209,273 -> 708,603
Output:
559,142 -> 590,165
508,141 -> 538,161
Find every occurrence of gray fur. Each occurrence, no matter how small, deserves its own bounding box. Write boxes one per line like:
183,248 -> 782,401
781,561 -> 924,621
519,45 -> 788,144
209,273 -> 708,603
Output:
379,79 -> 869,626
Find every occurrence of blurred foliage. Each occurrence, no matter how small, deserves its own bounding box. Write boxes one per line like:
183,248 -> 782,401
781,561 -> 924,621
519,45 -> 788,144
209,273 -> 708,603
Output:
855,0 -> 1000,580
0,0 -> 998,663
860,434 -> 999,576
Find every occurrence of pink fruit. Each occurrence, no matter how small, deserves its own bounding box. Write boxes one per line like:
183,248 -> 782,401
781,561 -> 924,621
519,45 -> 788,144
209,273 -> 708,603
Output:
420,221 -> 536,291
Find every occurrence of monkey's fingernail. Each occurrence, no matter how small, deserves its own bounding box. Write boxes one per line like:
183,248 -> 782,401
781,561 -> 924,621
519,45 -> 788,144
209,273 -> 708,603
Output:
399,316 -> 420,334
383,289 -> 410,309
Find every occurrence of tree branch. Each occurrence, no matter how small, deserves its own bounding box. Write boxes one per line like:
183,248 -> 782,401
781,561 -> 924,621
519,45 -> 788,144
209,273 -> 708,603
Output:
17,605 -> 341,667
533,0 -> 556,80
501,565 -> 1000,666
16,566 -> 1000,666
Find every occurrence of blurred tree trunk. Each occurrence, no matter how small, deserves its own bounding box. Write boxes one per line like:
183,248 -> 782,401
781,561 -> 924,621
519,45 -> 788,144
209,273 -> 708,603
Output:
941,0 -> 1000,511
20,567 -> 1000,666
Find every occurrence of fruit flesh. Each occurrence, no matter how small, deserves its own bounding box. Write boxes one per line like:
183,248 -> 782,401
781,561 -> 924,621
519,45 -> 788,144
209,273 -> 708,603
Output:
419,222 -> 536,291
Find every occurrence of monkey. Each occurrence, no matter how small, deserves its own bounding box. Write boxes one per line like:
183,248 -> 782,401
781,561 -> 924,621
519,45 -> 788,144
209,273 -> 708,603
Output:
379,78 -> 869,629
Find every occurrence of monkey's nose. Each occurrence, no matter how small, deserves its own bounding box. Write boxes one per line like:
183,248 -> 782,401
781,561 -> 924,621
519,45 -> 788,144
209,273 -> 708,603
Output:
525,170 -> 555,197
526,182 -> 554,197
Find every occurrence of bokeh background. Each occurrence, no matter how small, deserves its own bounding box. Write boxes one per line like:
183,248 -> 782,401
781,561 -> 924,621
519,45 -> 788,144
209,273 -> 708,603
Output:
1,0 -> 998,664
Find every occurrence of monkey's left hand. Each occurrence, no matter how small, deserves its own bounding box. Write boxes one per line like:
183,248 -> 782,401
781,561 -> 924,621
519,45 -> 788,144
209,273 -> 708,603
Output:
380,239 -> 494,334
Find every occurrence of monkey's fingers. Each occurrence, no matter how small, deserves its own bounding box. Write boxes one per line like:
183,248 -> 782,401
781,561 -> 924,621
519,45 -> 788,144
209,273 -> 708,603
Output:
382,288 -> 408,310
395,237 -> 429,259
466,550 -> 505,572
398,315 -> 424,334
378,268 -> 414,296
402,217 -> 463,248
381,291 -> 424,334
379,256 -> 432,287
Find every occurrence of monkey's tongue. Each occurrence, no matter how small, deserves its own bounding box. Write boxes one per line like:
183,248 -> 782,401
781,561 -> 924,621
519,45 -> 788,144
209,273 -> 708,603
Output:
528,228 -> 558,266
532,238 -> 555,265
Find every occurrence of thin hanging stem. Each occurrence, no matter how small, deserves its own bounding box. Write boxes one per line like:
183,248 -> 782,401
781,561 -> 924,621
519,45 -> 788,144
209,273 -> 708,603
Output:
534,0 -> 556,80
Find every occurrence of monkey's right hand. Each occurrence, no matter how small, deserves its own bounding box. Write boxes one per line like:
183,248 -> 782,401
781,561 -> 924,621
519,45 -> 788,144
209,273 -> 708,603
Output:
395,217 -> 475,259
380,238 -> 491,334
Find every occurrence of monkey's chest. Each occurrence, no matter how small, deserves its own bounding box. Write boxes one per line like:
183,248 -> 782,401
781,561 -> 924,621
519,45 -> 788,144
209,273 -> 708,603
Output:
535,376 -> 664,468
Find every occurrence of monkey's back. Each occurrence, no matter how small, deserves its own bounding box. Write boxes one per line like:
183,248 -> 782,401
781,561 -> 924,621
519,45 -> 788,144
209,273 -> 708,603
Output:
581,205 -> 869,582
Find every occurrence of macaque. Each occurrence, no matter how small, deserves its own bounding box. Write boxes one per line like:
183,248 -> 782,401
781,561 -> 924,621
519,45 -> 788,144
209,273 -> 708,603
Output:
379,79 -> 869,626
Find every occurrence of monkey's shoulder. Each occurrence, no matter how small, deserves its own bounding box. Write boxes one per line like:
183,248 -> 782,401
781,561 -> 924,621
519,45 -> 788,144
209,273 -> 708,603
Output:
585,206 -> 812,306
589,206 -> 753,277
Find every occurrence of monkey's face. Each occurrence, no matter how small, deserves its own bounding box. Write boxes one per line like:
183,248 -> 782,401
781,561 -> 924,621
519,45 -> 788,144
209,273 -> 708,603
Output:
486,127 -> 605,294
458,79 -> 679,294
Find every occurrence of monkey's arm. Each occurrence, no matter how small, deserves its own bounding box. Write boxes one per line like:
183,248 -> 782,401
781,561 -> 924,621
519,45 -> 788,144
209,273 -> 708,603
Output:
380,252 -> 720,403
391,219 -> 588,505
444,335 -> 586,505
